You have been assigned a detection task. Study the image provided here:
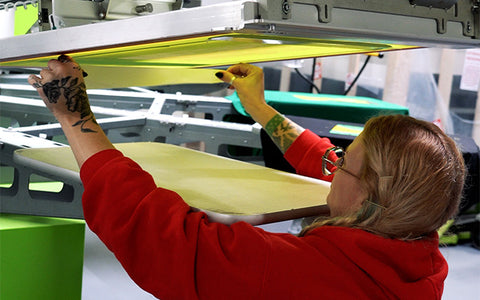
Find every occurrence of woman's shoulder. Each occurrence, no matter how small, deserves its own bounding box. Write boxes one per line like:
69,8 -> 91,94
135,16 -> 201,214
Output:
304,225 -> 439,248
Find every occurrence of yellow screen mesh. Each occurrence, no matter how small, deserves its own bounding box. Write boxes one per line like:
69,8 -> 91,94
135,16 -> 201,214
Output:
1,33 -> 417,68
0,33 -> 417,88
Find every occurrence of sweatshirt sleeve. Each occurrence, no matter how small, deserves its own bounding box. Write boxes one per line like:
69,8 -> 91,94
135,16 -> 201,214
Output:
283,129 -> 336,182
80,149 -> 269,300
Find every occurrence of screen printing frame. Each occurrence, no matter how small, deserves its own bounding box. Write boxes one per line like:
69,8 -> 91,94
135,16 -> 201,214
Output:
1,0 -> 479,72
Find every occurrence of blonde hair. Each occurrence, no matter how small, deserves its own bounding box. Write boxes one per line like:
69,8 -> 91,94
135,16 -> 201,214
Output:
300,115 -> 466,240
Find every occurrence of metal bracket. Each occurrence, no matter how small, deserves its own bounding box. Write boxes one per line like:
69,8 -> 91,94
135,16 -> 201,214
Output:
293,0 -> 333,23
257,0 -> 293,20
287,0 -> 476,36
281,0 -> 292,19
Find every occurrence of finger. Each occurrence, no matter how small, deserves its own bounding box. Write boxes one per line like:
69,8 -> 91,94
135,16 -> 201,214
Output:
48,55 -> 77,70
226,63 -> 257,77
47,58 -> 62,70
58,54 -> 73,63
57,55 -> 83,70
48,56 -> 86,78
58,54 -> 86,76
46,59 -> 65,77
215,71 -> 237,87
28,74 -> 43,89
39,67 -> 54,82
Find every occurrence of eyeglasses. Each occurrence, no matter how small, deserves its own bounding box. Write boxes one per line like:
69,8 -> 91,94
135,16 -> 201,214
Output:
322,146 -> 387,211
322,146 -> 360,179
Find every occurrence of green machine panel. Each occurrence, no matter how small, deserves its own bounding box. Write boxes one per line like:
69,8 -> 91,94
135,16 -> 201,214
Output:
228,90 -> 409,124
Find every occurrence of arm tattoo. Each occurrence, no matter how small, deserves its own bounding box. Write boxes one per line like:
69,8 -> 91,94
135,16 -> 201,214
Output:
42,76 -> 98,133
265,114 -> 284,135
265,114 -> 302,153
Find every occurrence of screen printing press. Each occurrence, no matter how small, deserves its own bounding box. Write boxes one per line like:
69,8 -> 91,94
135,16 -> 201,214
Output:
1,0 -> 480,222
0,81 -> 414,224
1,1 -> 480,298
0,85 -> 399,223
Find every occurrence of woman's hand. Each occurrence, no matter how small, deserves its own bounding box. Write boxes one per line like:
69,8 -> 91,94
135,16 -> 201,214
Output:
28,55 -> 114,167
216,63 -> 304,153
216,63 -> 275,125
28,55 -> 94,128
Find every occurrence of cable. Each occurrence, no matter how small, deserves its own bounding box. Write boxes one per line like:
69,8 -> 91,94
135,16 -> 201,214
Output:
294,67 -> 321,94
294,53 -> 381,95
344,55 -> 371,95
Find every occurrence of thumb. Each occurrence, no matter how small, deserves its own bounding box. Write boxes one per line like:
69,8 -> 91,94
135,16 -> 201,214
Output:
215,71 -> 237,87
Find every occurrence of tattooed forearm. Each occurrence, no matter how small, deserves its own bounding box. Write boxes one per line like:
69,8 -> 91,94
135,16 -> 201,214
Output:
265,114 -> 284,135
72,116 -> 98,133
42,76 -> 97,133
265,114 -> 302,153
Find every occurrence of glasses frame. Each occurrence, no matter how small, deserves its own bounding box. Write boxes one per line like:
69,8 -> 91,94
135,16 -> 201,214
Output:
322,146 -> 360,179
322,147 -> 388,211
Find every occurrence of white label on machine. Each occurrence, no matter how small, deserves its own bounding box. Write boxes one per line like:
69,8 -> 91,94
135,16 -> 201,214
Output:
460,49 -> 480,92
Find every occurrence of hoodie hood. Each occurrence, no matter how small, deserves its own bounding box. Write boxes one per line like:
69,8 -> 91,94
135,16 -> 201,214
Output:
307,226 -> 447,299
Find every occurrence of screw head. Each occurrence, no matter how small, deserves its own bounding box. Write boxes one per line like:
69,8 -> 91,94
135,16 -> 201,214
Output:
282,2 -> 290,14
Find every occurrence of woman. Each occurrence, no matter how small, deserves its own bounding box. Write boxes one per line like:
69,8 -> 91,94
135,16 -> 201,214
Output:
29,57 -> 465,299
216,63 -> 464,239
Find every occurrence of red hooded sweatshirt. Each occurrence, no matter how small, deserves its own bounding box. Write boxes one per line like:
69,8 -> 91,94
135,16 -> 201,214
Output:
80,130 -> 447,299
